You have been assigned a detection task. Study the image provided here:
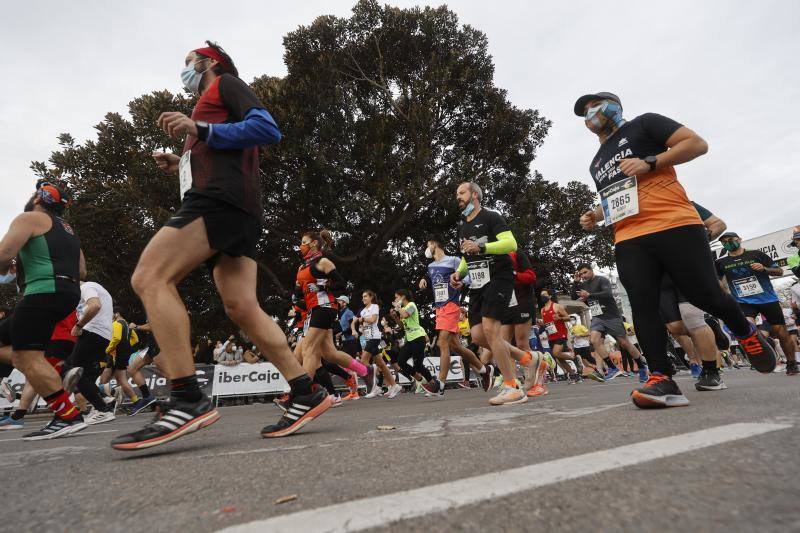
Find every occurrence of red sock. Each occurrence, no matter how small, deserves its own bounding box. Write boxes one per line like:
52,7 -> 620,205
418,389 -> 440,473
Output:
519,352 -> 532,366
44,389 -> 80,421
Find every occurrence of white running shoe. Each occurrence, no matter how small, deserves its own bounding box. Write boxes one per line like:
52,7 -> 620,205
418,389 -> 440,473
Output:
385,384 -> 403,399
364,386 -> 382,399
0,379 -> 14,403
330,395 -> 343,408
61,367 -> 83,394
84,409 -> 116,426
489,386 -> 528,406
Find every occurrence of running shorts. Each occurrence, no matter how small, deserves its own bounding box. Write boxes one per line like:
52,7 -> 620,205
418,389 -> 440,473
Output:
739,301 -> 784,326
166,193 -> 261,269
502,295 -> 535,326
589,316 -> 627,339
69,330 -> 111,372
549,338 -> 567,348
341,338 -> 361,357
6,292 -> 79,351
468,278 -> 514,324
307,306 -> 338,330
45,339 -> 75,361
435,301 -> 461,333
575,346 -> 593,361
364,339 -> 382,356
678,301 -> 706,331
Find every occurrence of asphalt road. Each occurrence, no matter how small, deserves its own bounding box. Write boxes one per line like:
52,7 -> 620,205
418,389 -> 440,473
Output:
1,369 -> 799,533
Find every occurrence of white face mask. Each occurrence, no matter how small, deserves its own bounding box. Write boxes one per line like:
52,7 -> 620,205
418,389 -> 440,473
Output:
181,59 -> 211,94
425,246 -> 433,259
0,272 -> 16,284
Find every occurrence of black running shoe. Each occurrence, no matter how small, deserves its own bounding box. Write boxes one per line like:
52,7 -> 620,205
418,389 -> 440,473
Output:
261,388 -> 331,438
23,416 -> 87,441
480,365 -> 495,392
422,378 -> 443,396
631,374 -> 689,409
737,326 -> 777,373
695,370 -> 728,391
786,361 -> 799,376
111,397 -> 219,451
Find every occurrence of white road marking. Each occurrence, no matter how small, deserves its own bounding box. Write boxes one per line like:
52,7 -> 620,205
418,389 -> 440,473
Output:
218,422 -> 791,533
0,429 -> 117,444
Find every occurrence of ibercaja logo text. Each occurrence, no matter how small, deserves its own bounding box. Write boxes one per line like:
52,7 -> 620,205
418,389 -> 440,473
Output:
217,369 -> 282,384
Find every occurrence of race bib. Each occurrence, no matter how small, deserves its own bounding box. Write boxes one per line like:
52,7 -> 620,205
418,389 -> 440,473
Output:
734,276 -> 764,298
179,151 -> 193,199
434,283 -> 449,303
588,300 -> 603,316
574,337 -> 590,348
545,322 -> 557,335
599,176 -> 639,224
509,290 -> 518,308
467,261 -> 491,289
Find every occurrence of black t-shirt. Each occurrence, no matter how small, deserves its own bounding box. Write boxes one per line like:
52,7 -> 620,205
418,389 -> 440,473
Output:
184,74 -> 266,216
589,113 -> 682,187
196,342 -> 215,364
715,250 -> 778,305
458,208 -> 514,285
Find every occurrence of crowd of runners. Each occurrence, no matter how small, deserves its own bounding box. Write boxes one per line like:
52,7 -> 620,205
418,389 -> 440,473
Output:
0,42 -> 798,449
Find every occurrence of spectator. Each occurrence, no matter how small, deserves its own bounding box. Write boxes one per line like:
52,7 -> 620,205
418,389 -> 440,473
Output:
195,338 -> 215,365
215,336 -> 242,366
243,345 -> 261,364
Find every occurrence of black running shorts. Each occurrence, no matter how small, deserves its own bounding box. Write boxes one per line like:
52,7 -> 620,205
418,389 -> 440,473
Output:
307,306 -> 338,330
502,295 -> 535,325
469,278 -> 515,325
574,346 -> 593,361
166,193 -> 261,269
739,301 -> 785,326
7,292 -> 79,351
364,339 -> 382,356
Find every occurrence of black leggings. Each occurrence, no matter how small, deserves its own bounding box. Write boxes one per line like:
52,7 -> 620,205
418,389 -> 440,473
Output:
616,225 -> 751,376
68,331 -> 111,412
399,337 -> 433,382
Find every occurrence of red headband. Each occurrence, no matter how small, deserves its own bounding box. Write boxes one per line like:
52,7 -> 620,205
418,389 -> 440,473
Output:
193,46 -> 230,70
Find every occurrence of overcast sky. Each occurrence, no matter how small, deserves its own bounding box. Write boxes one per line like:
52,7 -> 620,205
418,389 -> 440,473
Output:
1,0 -> 798,241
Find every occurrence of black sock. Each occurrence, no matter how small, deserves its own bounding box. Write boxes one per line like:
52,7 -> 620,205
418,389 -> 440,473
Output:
288,374 -> 313,397
604,357 -> 617,370
313,367 -> 336,395
11,409 -> 26,421
702,360 -> 718,373
170,374 -> 203,403
139,384 -> 151,398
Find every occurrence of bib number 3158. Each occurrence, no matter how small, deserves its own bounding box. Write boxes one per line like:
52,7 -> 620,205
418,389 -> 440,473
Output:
178,151 -> 193,200
599,176 -> 639,224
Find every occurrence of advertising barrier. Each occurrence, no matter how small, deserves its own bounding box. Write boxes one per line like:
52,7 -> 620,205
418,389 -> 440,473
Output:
210,362 -> 290,397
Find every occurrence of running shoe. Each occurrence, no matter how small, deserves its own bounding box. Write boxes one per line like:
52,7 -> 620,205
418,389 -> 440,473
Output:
493,376 -> 503,390
786,361 -> 799,376
273,393 -> 291,410
421,378 -> 440,395
737,326 -> 777,373
630,374 -> 689,409
61,367 -> 83,394
457,380 -> 472,389
366,385 -> 383,398
261,388 -> 330,438
489,386 -> 528,405
479,365 -> 495,392
695,370 -> 727,391
111,397 -> 220,450
84,409 -> 116,426
638,366 -> 649,383
129,396 -> 158,416
365,365 -> 376,395
604,368 -> 620,381
345,375 -> 358,395
413,381 -> 426,395
385,383 -> 403,399
522,352 -> 545,392
526,384 -> 548,397
586,370 -> 605,383
574,356 -> 584,374
113,387 -> 125,413
23,416 -> 87,441
0,379 -> 13,404
330,395 -> 343,408
341,391 -> 360,401
690,363 -> 701,379
0,416 -> 24,430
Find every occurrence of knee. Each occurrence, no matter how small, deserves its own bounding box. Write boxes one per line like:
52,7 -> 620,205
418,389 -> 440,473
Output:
11,352 -> 27,372
223,296 -> 259,325
131,264 -> 165,299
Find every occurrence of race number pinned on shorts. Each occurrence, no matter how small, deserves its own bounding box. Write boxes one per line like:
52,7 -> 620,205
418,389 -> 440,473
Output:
733,276 -> 764,298
178,150 -> 193,200
545,322 -> 557,335
467,260 -> 491,289
434,283 -> 449,303
599,176 -> 639,224
509,291 -> 518,308
588,300 -> 603,316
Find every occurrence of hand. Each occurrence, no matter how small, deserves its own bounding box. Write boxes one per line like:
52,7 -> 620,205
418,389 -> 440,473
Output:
129,323 -> 137,330
229,335 -> 235,340
450,271 -> 462,288
307,283 -> 319,293
618,158 -> 650,177
71,325 -> 83,337
578,290 -> 590,300
157,111 -> 198,139
750,263 -> 765,272
419,278 -> 427,290
580,210 -> 597,231
573,271 -> 582,282
152,152 -> 180,174
460,239 -> 480,255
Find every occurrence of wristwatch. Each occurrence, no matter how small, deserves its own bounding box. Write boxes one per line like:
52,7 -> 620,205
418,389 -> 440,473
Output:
644,155 -> 657,172
478,243 -> 486,253
195,121 -> 210,142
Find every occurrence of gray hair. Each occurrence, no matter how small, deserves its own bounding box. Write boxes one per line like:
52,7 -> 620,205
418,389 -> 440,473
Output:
462,181 -> 483,202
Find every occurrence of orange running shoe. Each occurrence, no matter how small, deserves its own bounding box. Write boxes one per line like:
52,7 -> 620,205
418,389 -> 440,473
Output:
341,391 -> 360,401
526,384 -> 548,397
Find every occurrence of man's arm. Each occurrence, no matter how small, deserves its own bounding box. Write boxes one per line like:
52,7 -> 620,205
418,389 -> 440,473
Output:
704,215 -> 727,240
0,214 -> 36,272
589,277 -> 614,299
106,321 -> 123,354
79,249 -> 87,280
483,231 -> 517,255
77,297 -> 102,328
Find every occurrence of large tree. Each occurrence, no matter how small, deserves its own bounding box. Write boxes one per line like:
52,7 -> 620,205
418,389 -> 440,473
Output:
25,0 -> 612,336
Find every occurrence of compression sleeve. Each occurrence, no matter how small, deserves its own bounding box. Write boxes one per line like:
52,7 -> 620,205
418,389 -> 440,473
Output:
207,108 -> 282,150
457,257 -> 469,277
484,231 -> 517,255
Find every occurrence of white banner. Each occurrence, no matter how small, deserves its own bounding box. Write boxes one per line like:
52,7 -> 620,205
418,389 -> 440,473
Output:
712,226 -> 798,274
396,356 -> 466,384
211,362 -> 289,397
0,369 -> 53,410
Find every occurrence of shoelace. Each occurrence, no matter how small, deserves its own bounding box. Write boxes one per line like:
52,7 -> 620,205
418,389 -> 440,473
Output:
738,333 -> 764,355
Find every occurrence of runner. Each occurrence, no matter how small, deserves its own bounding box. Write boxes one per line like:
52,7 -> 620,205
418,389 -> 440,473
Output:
104,307 -> 144,410
419,236 -> 493,396
336,296 -> 361,400
124,320 -> 160,414
538,289 -> 580,392
574,91 -> 776,407
392,289 -> 434,395
715,231 -> 798,375
450,182 -> 543,405
353,290 -> 399,398
113,42 -> 328,449
569,317 -> 604,381
571,264 -> 648,381
0,182 -> 87,439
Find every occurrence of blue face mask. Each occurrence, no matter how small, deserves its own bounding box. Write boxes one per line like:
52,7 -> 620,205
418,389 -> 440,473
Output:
462,202 -> 475,217
0,271 -> 16,284
585,100 -> 626,134
181,59 -> 211,94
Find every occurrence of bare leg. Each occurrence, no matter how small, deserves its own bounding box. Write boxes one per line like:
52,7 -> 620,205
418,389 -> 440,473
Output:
113,369 -> 138,400
12,351 -> 61,398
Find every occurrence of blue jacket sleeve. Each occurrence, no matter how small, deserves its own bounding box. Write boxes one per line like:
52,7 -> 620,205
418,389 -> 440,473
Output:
207,108 -> 282,150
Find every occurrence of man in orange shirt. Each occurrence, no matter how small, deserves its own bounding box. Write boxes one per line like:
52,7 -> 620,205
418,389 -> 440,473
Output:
574,91 -> 776,408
